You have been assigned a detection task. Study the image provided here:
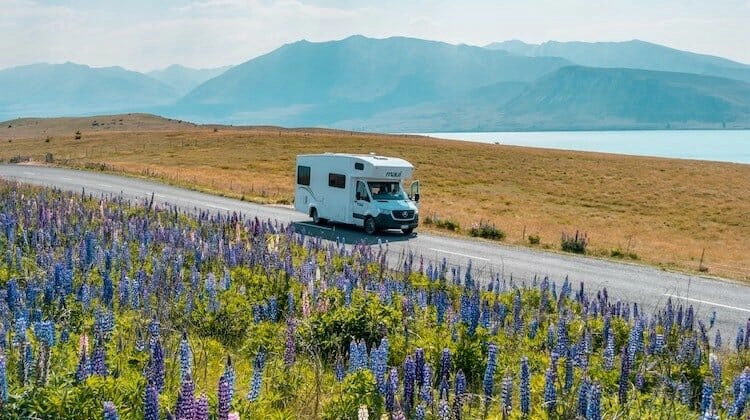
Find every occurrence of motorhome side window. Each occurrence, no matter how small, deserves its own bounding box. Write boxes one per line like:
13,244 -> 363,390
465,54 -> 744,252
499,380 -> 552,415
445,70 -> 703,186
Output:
297,166 -> 310,186
328,173 -> 346,189
354,162 -> 364,170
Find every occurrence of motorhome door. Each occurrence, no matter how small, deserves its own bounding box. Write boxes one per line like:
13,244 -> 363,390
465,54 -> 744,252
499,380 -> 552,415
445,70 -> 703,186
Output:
354,180 -> 370,226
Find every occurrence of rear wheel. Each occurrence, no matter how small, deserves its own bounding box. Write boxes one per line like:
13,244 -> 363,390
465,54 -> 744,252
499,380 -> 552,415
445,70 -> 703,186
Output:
402,227 -> 414,235
311,208 -> 325,225
364,217 -> 377,235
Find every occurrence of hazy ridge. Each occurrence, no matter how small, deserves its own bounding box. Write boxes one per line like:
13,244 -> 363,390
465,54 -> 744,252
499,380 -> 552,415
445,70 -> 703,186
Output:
2,36 -> 750,131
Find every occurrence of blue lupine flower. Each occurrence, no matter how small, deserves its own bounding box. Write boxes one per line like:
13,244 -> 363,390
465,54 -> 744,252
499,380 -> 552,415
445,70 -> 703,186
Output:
577,377 -> 591,416
587,383 -> 601,420
179,332 -> 193,381
146,340 -> 165,392
144,385 -> 159,420
564,353 -> 573,391
0,354 -> 7,403
415,348 -> 425,387
618,346 -> 631,405
335,355 -> 345,382
437,399 -> 450,420
710,353 -> 722,385
501,374 -> 512,414
715,330 -> 722,349
403,354 -> 416,414
247,346 -> 266,402
420,363 -> 432,404
386,367 -> 398,412
224,355 -> 236,403
414,402 -> 426,420
103,401 -> 119,420
483,343 -> 498,404
520,357 -> 530,415
604,333 -> 615,370
701,379 -> 713,415
91,337 -> 108,376
736,328 -> 745,352
543,367 -> 557,414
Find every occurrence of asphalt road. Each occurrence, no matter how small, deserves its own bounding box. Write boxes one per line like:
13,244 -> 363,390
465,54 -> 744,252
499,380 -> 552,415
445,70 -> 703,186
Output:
1,165 -> 748,339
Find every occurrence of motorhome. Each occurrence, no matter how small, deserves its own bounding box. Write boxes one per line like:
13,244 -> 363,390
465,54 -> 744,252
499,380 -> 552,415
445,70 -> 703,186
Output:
294,153 -> 420,235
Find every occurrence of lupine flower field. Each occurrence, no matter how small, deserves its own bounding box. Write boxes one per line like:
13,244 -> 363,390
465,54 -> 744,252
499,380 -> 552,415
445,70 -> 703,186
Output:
0,179 -> 749,419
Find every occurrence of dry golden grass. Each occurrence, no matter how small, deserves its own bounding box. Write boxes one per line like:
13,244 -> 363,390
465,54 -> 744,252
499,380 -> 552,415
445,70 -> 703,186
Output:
2,115 -> 748,280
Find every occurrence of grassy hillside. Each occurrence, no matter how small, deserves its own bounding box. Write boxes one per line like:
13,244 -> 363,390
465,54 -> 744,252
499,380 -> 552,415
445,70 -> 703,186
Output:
1,114 -> 748,280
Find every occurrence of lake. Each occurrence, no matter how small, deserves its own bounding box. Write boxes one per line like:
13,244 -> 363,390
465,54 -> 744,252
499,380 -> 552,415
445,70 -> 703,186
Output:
414,130 -> 750,164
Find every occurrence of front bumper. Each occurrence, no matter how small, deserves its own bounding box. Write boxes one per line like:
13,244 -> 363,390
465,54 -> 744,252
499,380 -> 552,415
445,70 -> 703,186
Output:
374,213 -> 419,230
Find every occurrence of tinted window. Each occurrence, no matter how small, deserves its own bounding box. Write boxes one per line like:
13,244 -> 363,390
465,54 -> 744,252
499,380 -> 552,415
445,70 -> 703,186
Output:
354,162 -> 364,170
297,165 -> 310,186
328,173 -> 346,189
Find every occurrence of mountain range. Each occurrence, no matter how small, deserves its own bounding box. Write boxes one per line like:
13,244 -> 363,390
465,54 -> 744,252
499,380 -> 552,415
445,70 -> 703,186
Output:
2,36 -> 750,131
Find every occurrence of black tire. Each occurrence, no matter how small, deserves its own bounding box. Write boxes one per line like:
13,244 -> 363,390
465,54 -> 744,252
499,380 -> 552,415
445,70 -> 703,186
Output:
364,216 -> 377,235
402,227 -> 414,235
311,208 -> 325,225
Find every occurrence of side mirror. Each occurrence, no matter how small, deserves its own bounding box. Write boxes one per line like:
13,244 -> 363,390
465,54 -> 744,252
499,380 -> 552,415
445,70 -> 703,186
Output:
414,193 -> 420,202
356,192 -> 361,200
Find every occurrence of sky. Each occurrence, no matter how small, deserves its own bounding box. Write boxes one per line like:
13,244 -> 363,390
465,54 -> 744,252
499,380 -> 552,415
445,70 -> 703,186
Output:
1,0 -> 749,72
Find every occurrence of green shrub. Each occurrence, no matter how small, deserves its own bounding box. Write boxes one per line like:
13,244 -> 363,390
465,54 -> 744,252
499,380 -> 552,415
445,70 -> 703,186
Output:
322,370 -> 383,420
423,214 -> 461,231
561,230 -> 588,254
528,234 -> 540,245
469,221 -> 505,240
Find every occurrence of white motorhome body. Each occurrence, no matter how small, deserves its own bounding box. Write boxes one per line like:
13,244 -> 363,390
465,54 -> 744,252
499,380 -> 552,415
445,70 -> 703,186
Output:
294,153 -> 420,234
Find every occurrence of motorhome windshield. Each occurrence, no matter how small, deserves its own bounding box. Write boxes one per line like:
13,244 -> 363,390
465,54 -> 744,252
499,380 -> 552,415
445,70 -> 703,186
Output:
368,182 -> 405,200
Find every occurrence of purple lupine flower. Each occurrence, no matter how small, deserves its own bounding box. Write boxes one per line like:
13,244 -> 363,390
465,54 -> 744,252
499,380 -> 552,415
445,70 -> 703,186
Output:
218,373 -> 231,420
543,367 -> 557,414
372,338 -> 388,395
386,367 -> 398,412
19,341 -> 33,386
512,290 -> 523,334
501,374 -> 512,415
179,332 -> 193,381
75,340 -> 90,382
284,318 -> 296,367
520,357 -> 530,415
194,392 -> 209,420
177,374 -> 196,419
403,355 -> 416,414
103,401 -> 119,420
483,343 -> 498,404
587,383 -> 602,420
144,384 -> 159,420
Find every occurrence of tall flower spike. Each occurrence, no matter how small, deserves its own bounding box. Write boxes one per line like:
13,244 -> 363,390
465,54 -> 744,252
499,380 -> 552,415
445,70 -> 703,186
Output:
194,392 -> 209,420
103,401 -> 119,420
144,384 -> 159,420
520,357 -> 530,416
483,343 -> 498,405
218,373 -> 231,420
179,332 -> 193,381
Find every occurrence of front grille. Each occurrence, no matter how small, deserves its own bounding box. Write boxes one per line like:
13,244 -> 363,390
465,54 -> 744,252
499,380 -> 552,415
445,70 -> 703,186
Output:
392,210 -> 415,220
